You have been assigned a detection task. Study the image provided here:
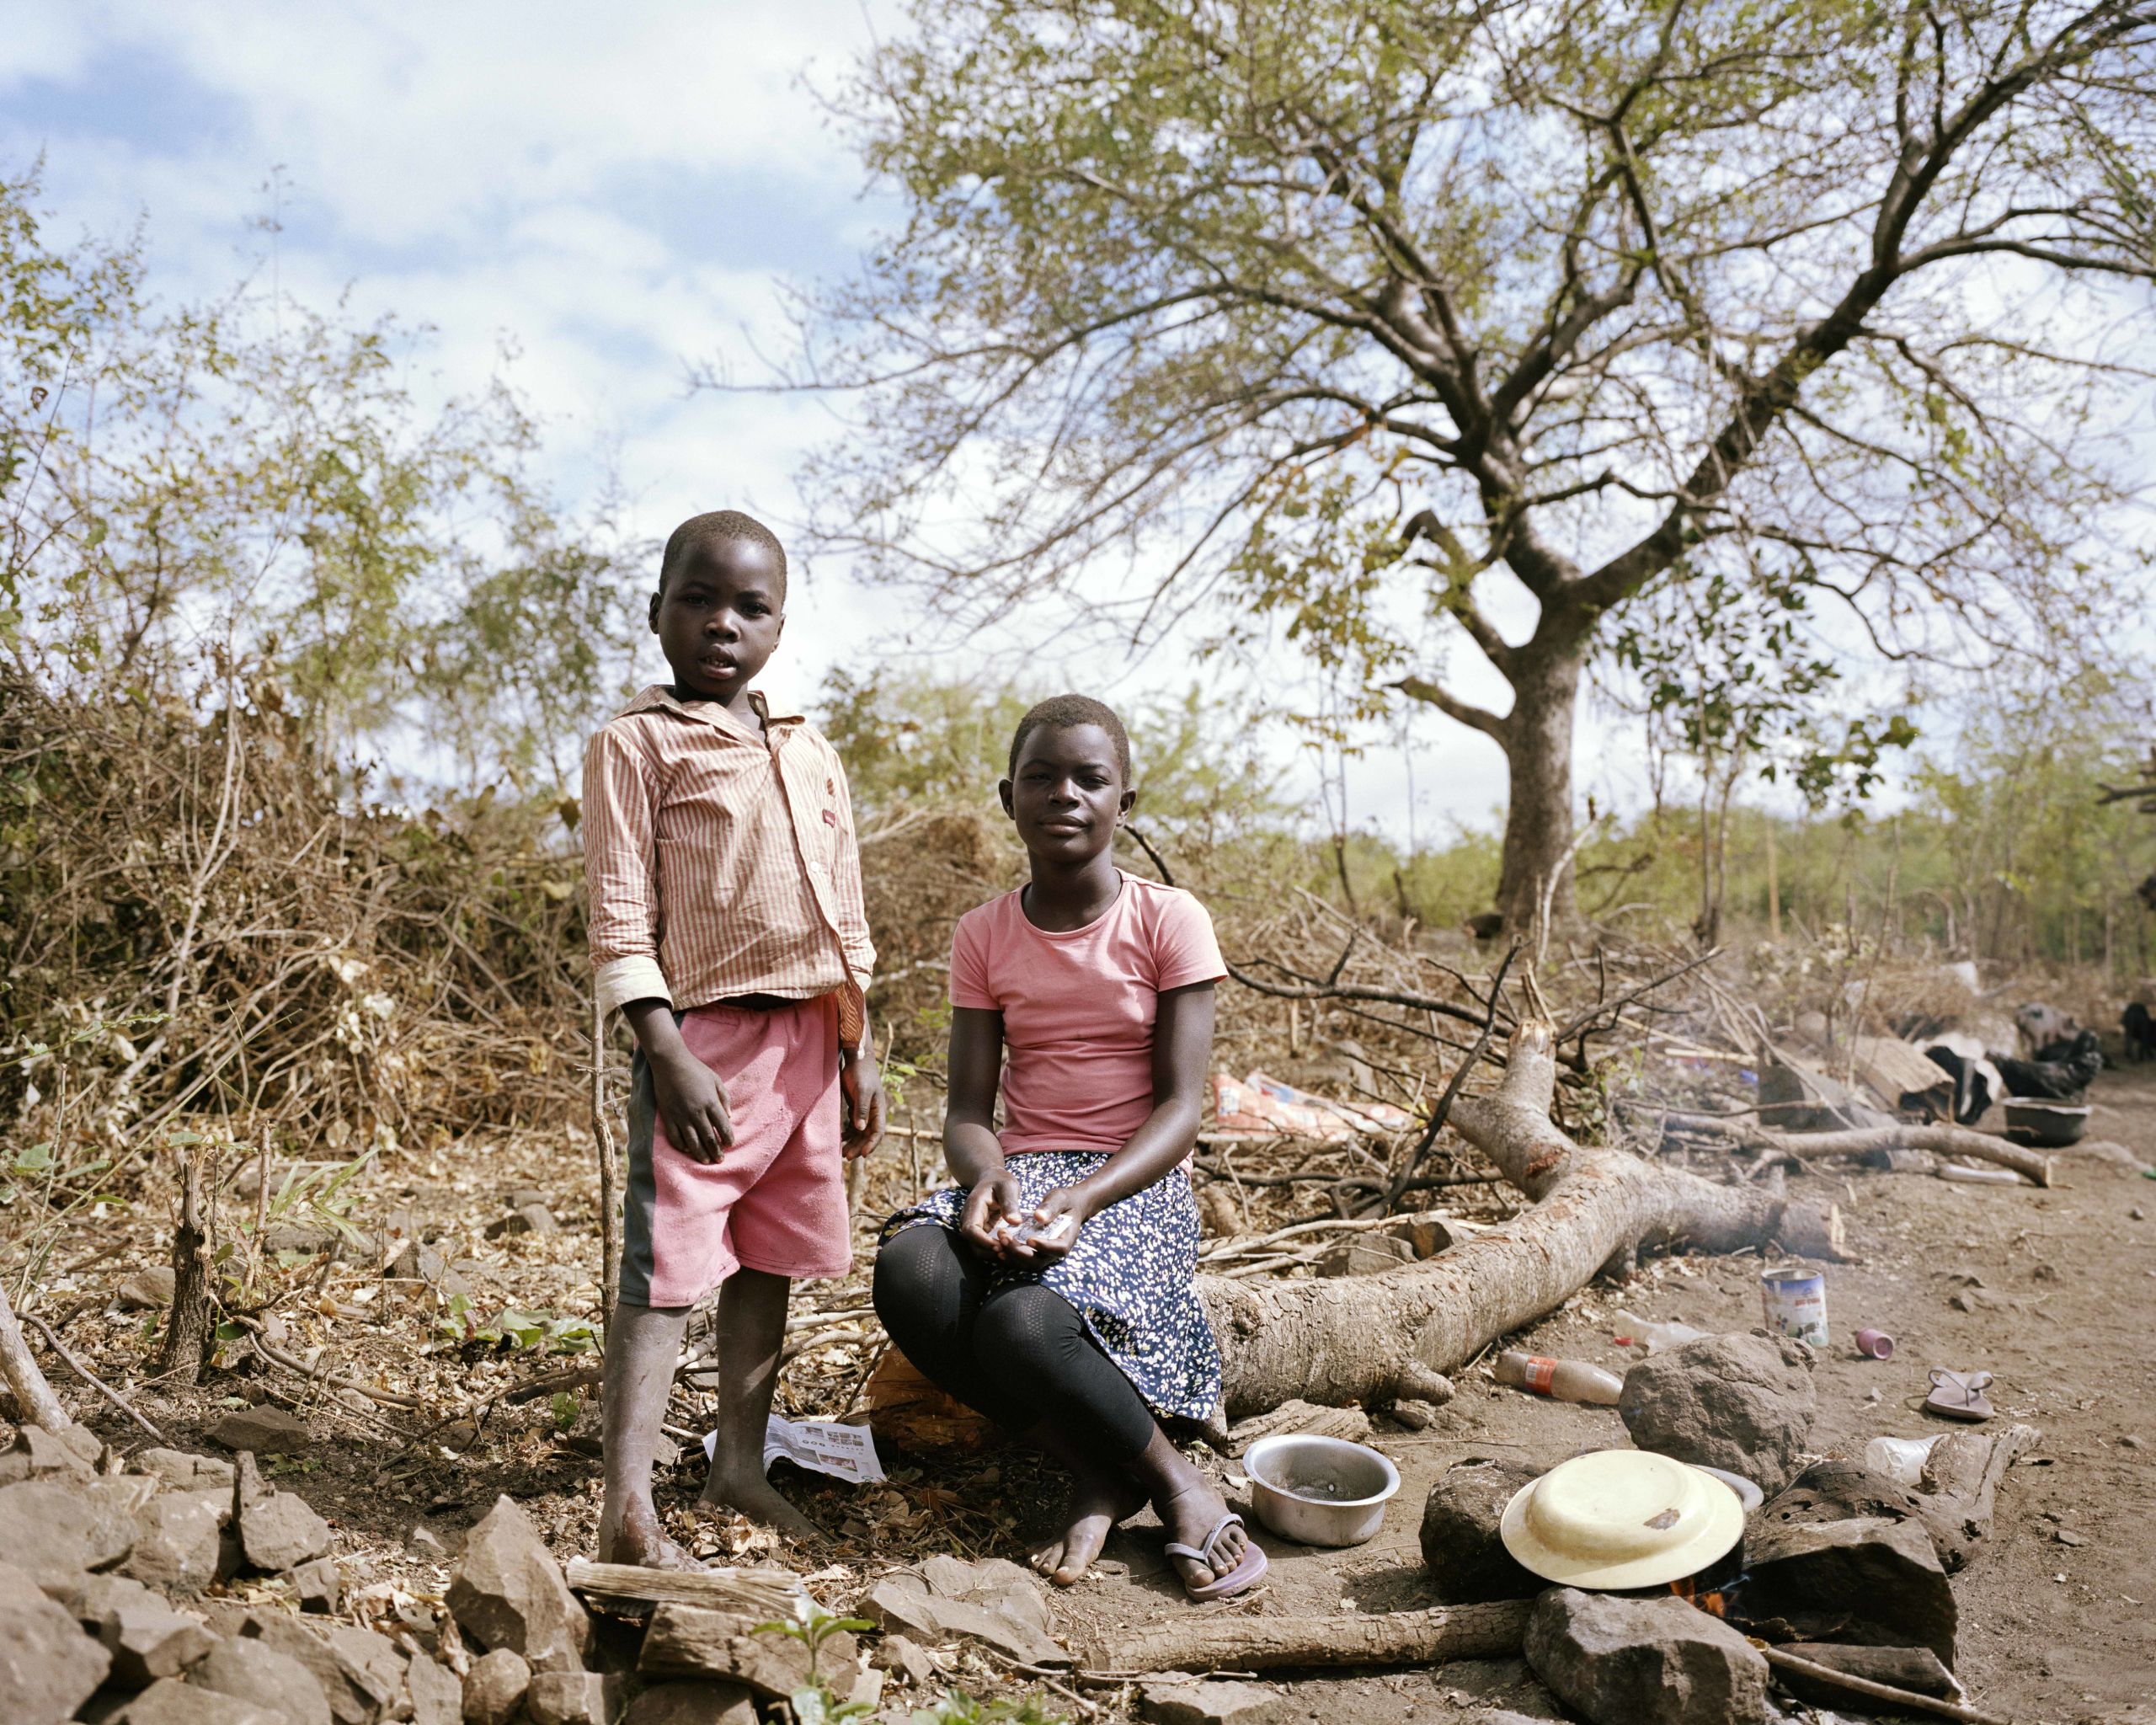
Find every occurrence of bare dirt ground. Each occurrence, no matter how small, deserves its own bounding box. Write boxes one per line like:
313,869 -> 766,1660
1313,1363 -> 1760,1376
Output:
22,1060 -> 2156,1723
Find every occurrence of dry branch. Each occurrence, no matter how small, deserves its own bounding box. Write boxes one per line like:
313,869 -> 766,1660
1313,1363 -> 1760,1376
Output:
563,1558 -> 800,1618
0,1282 -> 73,1432
1093,1599 -> 1531,1674
1199,1021 -> 1845,1416
24,1313 -> 165,1442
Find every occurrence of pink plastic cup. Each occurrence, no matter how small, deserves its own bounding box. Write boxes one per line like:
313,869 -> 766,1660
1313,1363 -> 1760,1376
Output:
1854,1327 -> 1895,1360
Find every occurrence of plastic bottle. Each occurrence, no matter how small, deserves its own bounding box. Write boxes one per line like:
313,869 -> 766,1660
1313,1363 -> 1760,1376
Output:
1612,1311 -> 1710,1354
1493,1350 -> 1624,1406
1864,1434 -> 1945,1486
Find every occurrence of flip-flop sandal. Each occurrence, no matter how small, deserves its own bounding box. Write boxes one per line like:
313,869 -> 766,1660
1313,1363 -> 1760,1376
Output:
1166,1512 -> 1268,1602
1924,1368 -> 1996,1422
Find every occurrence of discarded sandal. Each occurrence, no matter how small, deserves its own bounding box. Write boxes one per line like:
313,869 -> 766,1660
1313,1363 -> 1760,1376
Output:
1167,1512 -> 1268,1601
1924,1368 -> 1995,1422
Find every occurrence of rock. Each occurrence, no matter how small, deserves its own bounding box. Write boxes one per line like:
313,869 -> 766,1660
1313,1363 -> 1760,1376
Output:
446,1495 -> 594,1674
871,1632 -> 940,1689
50,1572 -> 160,1629
1774,1643 -> 1957,1708
118,1268 -> 179,1311
406,1524 -> 450,1561
915,1553 -> 1054,1632
190,1637 -> 333,1725
125,1493 -> 230,1594
237,1491 -> 334,1573
1752,1461 -> 1959,1570
524,1670 -> 628,1725
404,1653 -> 462,1725
0,1422 -> 104,1486
131,1450 -> 237,1493
208,1409 -> 312,1455
0,1557 -> 113,1723
289,1557 -> 342,1614
1733,1514 -> 1956,1665
1418,1459 -> 1543,1604
859,1572 -> 1067,1667
1525,1588 -> 1769,1725
638,1605 -> 856,1699
505,1187 -> 548,1211
1315,1235 -> 1418,1277
459,1648 -> 531,1725
241,1611 -> 399,1725
484,1204 -> 558,1239
3,1477 -> 139,1587
111,1679 -> 281,1724
101,1598 -> 219,1686
1618,1331 -> 1817,1497
1139,1678 -> 1288,1724
620,1679 -> 757,1724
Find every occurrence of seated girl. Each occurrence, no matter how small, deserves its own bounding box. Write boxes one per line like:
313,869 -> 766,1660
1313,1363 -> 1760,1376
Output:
872,695 -> 1264,1600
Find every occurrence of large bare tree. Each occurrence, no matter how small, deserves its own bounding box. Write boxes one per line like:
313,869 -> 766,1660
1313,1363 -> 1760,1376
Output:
772,0 -> 2156,929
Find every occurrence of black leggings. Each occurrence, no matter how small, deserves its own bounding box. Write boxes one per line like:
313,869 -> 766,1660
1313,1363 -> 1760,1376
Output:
872,1225 -> 1156,1464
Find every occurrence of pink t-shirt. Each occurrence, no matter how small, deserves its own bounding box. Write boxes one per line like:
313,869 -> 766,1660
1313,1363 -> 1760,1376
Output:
950,873 -> 1227,1156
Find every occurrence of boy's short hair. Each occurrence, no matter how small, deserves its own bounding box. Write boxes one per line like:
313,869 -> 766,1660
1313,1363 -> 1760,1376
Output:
1008,694 -> 1133,782
659,510 -> 787,595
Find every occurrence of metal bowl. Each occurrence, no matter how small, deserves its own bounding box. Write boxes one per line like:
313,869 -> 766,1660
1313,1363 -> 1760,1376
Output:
2003,1099 -> 2090,1147
1243,1434 -> 1401,1547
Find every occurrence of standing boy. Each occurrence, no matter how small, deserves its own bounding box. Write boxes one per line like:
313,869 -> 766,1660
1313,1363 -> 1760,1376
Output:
584,510 -> 883,1564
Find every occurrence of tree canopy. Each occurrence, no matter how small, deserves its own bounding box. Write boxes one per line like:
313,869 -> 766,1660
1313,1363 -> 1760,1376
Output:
786,0 -> 2156,932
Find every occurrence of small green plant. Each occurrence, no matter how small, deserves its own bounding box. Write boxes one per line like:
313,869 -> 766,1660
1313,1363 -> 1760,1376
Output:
429,1295 -> 599,1355
750,1600 -> 1069,1725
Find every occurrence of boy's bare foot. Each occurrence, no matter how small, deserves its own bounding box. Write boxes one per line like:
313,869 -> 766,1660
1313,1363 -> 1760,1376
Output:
1031,1463 -> 1146,1586
599,1499 -> 703,1571
1155,1477 -> 1250,1592
700,1472 -> 823,1542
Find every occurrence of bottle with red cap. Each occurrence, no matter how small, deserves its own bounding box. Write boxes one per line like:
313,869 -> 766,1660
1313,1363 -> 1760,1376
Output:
1492,1349 -> 1624,1406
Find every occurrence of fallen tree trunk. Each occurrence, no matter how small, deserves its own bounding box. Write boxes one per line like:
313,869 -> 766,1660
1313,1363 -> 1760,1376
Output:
1093,1599 -> 1532,1674
1201,1022 -> 1847,1418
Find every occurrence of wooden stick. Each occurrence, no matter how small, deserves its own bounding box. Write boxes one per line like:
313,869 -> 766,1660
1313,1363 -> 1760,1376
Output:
563,1557 -> 799,1618
0,1282 -> 73,1432
24,1313 -> 166,1442
1758,1646 -> 2009,1725
240,1324 -> 430,1410
1092,1599 -> 1532,1674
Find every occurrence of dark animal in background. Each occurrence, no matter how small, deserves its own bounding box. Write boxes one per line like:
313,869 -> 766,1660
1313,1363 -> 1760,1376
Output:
1924,1036 -> 2002,1124
1991,1028 -> 2105,1102
2124,1002 -> 2156,1064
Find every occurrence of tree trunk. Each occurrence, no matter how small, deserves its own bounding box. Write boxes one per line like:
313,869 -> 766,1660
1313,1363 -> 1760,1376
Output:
1198,1021 -> 1844,1418
158,1146 -> 213,1385
1494,647 -> 1582,936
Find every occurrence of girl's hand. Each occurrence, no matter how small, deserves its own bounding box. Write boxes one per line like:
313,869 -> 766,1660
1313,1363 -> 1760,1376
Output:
958,1169 -> 1023,1258
1002,1183 -> 1093,1265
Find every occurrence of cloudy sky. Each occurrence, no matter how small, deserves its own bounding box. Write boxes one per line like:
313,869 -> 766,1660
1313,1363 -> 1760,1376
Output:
1,3 -> 1865,844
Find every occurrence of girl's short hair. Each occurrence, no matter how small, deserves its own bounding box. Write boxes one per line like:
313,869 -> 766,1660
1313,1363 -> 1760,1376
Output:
1007,695 -> 1132,781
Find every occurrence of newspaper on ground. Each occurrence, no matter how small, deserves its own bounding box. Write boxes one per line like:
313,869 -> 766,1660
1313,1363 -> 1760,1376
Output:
704,1414 -> 887,1484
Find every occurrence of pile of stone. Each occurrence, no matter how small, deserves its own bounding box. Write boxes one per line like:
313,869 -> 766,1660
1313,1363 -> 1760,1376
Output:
1417,1330 -> 2016,1724
0,1410 -> 1077,1725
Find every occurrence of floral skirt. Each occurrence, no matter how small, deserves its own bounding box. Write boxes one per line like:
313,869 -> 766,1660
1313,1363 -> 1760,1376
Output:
882,1151 -> 1223,1426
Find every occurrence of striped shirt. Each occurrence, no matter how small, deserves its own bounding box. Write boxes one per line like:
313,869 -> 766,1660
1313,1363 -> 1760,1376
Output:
582,686 -> 874,1048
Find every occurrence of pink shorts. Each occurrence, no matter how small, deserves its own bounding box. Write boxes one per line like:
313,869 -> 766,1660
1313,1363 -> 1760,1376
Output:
621,996 -> 850,1308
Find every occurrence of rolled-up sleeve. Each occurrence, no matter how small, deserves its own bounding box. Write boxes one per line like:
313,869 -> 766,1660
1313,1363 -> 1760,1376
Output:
583,723 -> 673,1017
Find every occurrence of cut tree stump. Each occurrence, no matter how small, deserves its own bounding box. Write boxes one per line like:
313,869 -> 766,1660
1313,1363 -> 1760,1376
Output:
1198,1021 -> 1847,1417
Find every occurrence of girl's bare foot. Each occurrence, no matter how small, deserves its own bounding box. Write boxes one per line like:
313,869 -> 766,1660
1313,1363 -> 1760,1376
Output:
700,1471 -> 824,1542
1032,1464 -> 1146,1586
599,1498 -> 702,1570
1155,1477 -> 1249,1591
